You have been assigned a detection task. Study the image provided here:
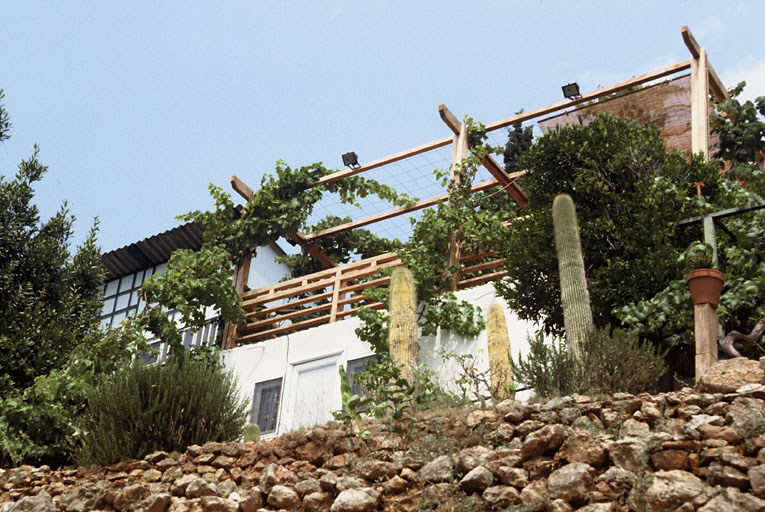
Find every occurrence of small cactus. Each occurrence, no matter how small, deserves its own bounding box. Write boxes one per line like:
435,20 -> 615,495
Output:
552,194 -> 594,355
243,422 -> 260,443
388,266 -> 419,379
487,304 -> 514,400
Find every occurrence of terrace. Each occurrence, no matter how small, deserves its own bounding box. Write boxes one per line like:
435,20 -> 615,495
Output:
223,27 -> 727,350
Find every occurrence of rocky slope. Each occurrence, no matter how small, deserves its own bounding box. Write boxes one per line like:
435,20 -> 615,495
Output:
2,357 -> 765,512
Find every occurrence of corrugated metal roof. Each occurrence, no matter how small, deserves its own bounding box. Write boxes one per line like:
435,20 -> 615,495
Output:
101,222 -> 205,280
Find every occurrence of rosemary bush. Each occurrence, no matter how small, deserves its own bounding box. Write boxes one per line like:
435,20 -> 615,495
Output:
78,353 -> 247,465
514,327 -> 666,398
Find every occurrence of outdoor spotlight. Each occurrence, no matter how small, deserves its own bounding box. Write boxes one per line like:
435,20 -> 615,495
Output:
562,82 -> 581,100
342,152 -> 361,169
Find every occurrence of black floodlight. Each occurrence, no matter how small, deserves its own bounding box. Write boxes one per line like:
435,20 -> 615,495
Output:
562,82 -> 581,100
342,151 -> 361,169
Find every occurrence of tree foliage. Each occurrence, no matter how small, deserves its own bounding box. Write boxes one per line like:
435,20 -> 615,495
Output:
0,92 -> 148,467
495,113 -> 724,340
621,85 -> 765,356
0,94 -> 105,396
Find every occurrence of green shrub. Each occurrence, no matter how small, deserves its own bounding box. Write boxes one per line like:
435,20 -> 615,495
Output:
513,332 -> 584,398
78,353 -> 247,465
583,327 -> 666,395
514,327 -> 666,398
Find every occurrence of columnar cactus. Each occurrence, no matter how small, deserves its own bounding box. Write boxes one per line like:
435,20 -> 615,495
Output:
243,422 -> 260,443
487,304 -> 514,400
552,194 -> 594,355
388,266 -> 419,379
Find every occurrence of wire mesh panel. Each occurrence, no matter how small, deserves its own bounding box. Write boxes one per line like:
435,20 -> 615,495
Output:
303,135 -> 509,251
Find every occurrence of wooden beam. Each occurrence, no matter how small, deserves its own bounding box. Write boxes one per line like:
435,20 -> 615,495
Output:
230,175 -> 336,269
681,26 -> 701,59
309,137 -> 453,188
300,62 -> 688,202
439,104 -> 529,206
439,104 -> 461,134
231,174 -> 254,201
484,60 -> 691,132
690,50 -> 710,159
304,177 -> 506,241
707,62 -> 730,102
447,124 -> 469,290
287,231 -> 337,268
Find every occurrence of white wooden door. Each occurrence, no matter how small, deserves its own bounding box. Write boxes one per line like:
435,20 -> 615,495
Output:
286,355 -> 340,431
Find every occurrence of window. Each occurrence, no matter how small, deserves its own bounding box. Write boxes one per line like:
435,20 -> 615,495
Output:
100,263 -> 220,364
251,378 -> 283,434
347,355 -> 376,397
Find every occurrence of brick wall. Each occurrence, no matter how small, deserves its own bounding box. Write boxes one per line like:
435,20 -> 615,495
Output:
537,75 -> 710,154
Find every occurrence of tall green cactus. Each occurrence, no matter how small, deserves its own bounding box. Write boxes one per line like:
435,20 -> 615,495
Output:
487,304 -> 514,400
388,266 -> 419,379
552,194 -> 594,355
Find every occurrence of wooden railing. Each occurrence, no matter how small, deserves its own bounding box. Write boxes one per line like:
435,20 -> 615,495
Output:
235,252 -> 507,345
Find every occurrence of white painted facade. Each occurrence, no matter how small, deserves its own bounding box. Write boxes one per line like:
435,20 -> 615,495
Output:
222,282 -> 536,439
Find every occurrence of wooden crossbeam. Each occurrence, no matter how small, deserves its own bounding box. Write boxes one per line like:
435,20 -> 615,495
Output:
303,177 -> 510,241
707,62 -> 730,102
309,137 -> 453,188
308,63 -> 688,195
230,175 -> 336,269
683,26 -> 728,103
681,26 -> 701,59
484,60 -> 691,133
439,104 -> 529,207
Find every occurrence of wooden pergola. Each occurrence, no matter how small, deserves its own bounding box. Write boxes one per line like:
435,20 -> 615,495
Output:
222,26 -> 728,350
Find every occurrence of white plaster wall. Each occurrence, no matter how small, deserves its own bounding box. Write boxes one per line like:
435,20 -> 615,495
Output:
222,283 -> 537,438
419,284 -> 536,403
247,243 -> 290,291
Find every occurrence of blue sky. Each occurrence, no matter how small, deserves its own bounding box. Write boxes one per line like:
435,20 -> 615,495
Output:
1,1 -> 764,252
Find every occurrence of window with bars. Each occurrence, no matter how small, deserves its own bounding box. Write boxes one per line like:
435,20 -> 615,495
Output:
251,378 -> 283,434
100,263 -> 168,329
101,262 -> 220,364
347,355 -> 376,397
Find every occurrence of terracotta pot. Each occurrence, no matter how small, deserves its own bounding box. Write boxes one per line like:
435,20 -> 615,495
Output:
686,268 -> 725,308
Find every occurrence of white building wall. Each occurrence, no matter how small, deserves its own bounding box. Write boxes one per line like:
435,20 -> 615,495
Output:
247,242 -> 290,291
222,282 -> 537,439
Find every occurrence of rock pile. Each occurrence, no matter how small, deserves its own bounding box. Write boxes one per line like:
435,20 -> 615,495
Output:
1,357 -> 765,511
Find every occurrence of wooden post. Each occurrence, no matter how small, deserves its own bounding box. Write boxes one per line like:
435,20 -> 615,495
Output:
694,303 -> 719,382
687,29 -> 710,159
329,269 -> 343,322
684,26 -> 717,379
447,123 -> 469,291
223,254 -> 252,350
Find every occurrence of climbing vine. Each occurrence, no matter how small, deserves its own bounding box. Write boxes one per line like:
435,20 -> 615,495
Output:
137,117 -> 512,362
138,160 -> 417,357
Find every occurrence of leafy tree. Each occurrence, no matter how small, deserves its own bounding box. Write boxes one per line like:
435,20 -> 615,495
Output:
0,90 -> 150,466
495,113 -> 724,341
621,84 -> 765,358
503,119 -> 533,174
711,81 -> 765,185
0,92 -> 104,396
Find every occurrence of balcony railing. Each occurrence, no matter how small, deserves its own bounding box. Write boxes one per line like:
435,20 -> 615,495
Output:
235,251 -> 506,345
